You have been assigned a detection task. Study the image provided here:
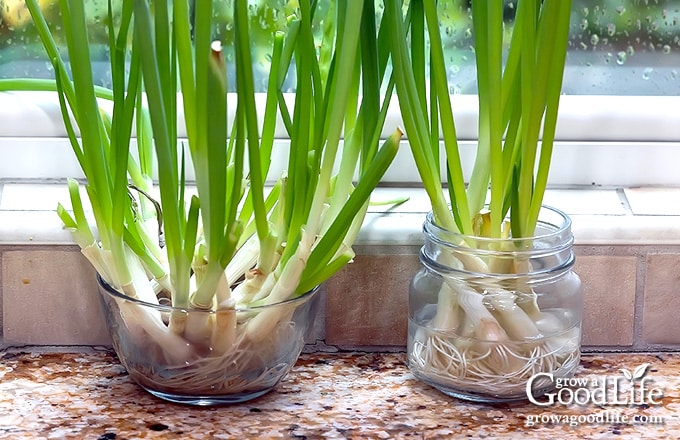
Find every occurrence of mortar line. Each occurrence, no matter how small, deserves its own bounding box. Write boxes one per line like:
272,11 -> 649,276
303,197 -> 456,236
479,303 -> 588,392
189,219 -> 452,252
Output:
616,187 -> 634,216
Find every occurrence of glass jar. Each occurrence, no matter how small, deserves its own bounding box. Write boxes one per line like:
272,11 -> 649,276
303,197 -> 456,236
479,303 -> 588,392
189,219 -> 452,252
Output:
408,206 -> 582,403
98,275 -> 320,406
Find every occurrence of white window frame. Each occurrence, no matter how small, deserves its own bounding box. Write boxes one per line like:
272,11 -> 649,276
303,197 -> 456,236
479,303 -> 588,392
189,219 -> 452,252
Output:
1,92 -> 680,186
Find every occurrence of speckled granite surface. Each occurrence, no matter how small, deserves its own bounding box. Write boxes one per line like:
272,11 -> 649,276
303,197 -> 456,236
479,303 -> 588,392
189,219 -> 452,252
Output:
0,349 -> 678,439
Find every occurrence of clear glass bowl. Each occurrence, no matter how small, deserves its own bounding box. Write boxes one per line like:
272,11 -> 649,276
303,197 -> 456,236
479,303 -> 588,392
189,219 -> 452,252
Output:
408,206 -> 583,403
98,275 -> 320,405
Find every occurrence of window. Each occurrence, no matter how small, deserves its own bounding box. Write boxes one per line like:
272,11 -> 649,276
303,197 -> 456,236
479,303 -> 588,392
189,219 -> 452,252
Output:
567,0 -> 680,96
1,0 -> 680,185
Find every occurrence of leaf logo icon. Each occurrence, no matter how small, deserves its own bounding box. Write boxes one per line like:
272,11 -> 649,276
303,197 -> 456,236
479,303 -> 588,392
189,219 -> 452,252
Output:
620,368 -> 632,381
633,363 -> 650,381
620,363 -> 650,382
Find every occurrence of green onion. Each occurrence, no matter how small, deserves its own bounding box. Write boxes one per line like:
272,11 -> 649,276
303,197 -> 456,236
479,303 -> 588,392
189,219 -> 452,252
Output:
19,0 -> 400,382
386,0 -> 574,395
387,0 -> 570,239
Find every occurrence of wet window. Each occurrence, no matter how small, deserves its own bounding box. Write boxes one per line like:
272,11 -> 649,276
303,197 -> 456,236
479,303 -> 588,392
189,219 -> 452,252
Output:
430,0 -> 680,95
1,0 -> 678,95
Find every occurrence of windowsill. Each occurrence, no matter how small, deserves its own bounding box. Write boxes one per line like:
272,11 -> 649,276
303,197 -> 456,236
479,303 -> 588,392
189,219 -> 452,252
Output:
3,182 -> 680,246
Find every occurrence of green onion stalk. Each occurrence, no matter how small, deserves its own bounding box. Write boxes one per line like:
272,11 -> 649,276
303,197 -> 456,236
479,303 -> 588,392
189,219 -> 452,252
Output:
385,0 -> 578,396
14,0 -> 400,394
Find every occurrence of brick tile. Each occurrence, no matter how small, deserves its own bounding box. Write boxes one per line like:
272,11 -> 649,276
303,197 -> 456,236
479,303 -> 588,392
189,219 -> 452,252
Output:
0,251 -> 3,343
643,254 -> 680,344
325,254 -> 420,346
575,255 -> 636,346
2,250 -> 110,345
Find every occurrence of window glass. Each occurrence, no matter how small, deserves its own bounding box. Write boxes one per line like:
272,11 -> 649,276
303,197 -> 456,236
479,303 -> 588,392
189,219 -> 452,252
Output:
0,0 -> 318,91
433,0 -> 680,95
1,0 -> 679,95
567,0 -> 680,95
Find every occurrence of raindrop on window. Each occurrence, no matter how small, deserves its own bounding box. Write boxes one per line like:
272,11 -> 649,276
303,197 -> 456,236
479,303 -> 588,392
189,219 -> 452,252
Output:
448,84 -> 461,94
616,51 -> 627,65
607,23 -> 616,36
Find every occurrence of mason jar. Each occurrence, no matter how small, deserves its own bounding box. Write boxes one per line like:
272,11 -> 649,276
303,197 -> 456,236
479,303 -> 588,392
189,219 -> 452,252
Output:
408,206 -> 582,403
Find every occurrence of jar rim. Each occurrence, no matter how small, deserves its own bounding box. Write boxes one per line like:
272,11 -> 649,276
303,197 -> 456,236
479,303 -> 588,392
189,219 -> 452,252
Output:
425,205 -> 572,244
97,274 -> 319,315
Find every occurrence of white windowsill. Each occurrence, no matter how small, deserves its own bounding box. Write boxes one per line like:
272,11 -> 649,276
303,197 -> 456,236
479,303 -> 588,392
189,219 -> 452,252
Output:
2,92 -> 680,246
3,183 -> 680,247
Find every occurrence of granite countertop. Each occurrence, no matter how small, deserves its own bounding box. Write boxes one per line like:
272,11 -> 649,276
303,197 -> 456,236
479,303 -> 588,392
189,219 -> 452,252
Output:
1,349 -> 678,439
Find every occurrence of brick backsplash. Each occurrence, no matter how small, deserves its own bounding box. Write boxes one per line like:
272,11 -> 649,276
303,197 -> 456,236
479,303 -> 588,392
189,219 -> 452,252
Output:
2,249 -> 109,346
0,251 -> 3,342
2,245 -> 680,351
325,254 -> 418,347
575,255 -> 637,346
643,254 -> 680,345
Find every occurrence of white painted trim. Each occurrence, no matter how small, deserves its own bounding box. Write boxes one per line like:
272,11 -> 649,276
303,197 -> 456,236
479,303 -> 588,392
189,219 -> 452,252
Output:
2,92 -> 680,185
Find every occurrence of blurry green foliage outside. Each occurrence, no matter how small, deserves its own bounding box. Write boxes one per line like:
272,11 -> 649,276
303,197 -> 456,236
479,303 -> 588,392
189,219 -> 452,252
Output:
1,0 -> 680,95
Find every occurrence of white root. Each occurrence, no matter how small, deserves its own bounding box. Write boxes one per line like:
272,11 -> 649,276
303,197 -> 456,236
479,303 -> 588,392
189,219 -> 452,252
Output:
485,288 -> 542,341
153,273 -> 173,297
211,298 -> 237,355
92,190 -> 340,395
410,253 -> 579,399
231,266 -> 270,305
450,280 -> 507,342
427,245 -> 479,333
428,283 -> 461,331
184,271 -> 230,346
225,234 -> 260,292
247,270 -> 277,303
126,317 -> 304,396
117,300 -> 193,365
113,252 -> 193,365
82,244 -> 113,285
244,229 -> 313,343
